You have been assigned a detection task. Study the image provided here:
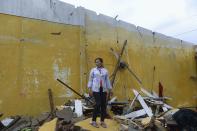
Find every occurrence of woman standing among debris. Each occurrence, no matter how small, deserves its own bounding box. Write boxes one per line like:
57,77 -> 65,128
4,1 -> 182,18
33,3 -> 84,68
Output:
88,57 -> 112,128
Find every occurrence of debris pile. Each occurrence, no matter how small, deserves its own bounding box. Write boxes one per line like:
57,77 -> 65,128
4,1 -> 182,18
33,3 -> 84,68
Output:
0,102 -> 88,131
0,85 -> 93,131
0,113 -> 51,131
1,79 -> 197,131
113,88 -> 197,131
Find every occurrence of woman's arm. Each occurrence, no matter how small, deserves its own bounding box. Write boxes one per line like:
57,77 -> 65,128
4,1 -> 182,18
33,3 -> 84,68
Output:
106,70 -> 112,90
88,69 -> 94,89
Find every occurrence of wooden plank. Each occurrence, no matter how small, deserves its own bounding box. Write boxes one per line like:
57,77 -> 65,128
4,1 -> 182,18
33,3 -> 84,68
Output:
141,88 -> 156,98
129,94 -> 138,109
147,99 -> 173,109
145,99 -> 163,105
48,89 -> 55,118
141,88 -> 171,100
111,40 -> 127,87
141,88 -> 173,110
152,91 -> 159,97
162,107 -> 168,112
114,116 -> 143,129
120,124 -> 128,131
163,103 -> 173,109
82,105 -> 93,110
133,89 -> 153,117
108,96 -> 117,104
143,96 -> 172,101
124,108 -> 147,119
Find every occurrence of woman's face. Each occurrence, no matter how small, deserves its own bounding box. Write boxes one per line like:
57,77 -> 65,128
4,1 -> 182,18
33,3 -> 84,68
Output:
95,59 -> 103,68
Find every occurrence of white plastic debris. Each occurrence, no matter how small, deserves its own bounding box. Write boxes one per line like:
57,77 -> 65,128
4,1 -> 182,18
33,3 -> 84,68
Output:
75,99 -> 83,117
1,118 -> 14,126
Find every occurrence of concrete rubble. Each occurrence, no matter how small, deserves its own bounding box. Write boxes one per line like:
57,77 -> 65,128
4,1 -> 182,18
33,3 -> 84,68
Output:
0,87 -> 197,131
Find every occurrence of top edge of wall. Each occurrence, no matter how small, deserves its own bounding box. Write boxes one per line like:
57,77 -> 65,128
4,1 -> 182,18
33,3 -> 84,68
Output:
0,0 -> 85,26
118,20 -> 136,32
194,45 -> 197,50
0,0 -> 195,45
137,26 -> 153,36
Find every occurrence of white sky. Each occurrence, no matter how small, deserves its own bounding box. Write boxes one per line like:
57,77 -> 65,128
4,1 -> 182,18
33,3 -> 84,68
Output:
61,0 -> 197,45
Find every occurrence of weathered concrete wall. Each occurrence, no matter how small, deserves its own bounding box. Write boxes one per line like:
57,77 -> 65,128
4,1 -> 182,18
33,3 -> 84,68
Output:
0,0 -> 85,26
0,13 -> 82,116
84,12 -> 197,107
0,0 -> 196,117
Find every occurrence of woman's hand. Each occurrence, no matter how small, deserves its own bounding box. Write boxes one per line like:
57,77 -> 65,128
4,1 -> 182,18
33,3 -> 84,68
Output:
107,89 -> 113,100
109,91 -> 113,97
89,89 -> 93,97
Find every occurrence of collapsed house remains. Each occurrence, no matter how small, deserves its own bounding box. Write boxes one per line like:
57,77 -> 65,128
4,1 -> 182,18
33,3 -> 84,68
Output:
0,0 -> 197,130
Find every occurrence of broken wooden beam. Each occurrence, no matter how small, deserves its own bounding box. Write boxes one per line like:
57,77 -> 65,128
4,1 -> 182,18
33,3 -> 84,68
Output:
129,94 -> 139,109
113,115 -> 143,130
48,89 -> 55,118
108,96 -> 117,104
141,88 -> 157,99
57,79 -> 94,104
133,89 -> 153,117
141,88 -> 172,100
111,40 -> 127,87
140,88 -> 173,111
124,108 -> 147,119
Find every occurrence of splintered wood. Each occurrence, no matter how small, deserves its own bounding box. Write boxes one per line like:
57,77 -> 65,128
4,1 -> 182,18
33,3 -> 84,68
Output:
113,88 -> 175,130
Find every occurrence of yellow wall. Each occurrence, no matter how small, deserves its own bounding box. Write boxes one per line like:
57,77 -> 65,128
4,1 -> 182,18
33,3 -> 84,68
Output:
84,15 -> 197,107
0,13 -> 197,117
0,14 -> 82,117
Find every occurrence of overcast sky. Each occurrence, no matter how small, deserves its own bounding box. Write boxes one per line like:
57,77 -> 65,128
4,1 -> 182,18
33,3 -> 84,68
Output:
61,0 -> 197,45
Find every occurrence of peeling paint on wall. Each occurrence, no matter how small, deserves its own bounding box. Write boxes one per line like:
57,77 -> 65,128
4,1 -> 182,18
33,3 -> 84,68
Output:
0,35 -> 19,42
53,58 -> 73,97
0,13 -> 81,117
20,69 -> 40,97
30,69 -> 40,89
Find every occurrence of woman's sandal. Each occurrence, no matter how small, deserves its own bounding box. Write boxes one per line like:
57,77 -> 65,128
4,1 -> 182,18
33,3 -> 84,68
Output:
90,121 -> 99,128
100,122 -> 107,128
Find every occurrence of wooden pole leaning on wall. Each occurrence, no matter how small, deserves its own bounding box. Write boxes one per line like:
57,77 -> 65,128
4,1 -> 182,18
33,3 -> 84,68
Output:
110,40 -> 142,86
56,79 -> 95,105
111,40 -> 127,87
48,88 -> 55,118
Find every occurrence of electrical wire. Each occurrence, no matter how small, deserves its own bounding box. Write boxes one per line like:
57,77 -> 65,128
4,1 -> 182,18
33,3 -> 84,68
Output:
173,28 -> 197,36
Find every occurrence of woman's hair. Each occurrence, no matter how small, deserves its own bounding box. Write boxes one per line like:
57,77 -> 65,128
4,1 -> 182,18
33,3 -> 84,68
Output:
95,57 -> 103,63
